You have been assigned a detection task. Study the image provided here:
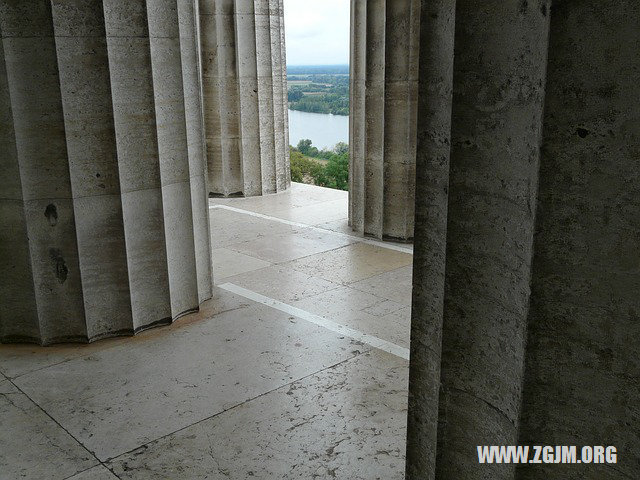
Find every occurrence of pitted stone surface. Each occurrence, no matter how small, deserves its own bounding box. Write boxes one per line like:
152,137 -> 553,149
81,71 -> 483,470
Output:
0,0 -> 212,344
198,0 -> 290,197
348,0 -> 419,241
405,1 -> 639,479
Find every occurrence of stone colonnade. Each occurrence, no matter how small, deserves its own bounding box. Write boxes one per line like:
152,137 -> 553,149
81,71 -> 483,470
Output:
349,0 -> 420,241
406,1 -> 640,479
0,0 -> 212,345
199,0 -> 289,197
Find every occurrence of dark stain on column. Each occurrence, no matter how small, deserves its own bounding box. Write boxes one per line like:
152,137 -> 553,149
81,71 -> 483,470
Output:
49,248 -> 68,284
44,203 -> 58,226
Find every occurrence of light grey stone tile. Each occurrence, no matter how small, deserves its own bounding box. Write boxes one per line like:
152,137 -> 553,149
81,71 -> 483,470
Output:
13,302 -> 364,461
0,379 -> 97,480
108,350 -> 408,479
66,465 -> 119,480
285,243 -> 413,285
350,265 -> 413,306
209,208 -> 305,248
223,264 -> 340,302
228,227 -> 355,264
293,286 -> 411,350
212,248 -> 272,283
0,288 -> 246,379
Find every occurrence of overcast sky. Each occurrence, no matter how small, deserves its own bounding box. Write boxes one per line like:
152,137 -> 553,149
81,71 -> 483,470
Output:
283,0 -> 350,66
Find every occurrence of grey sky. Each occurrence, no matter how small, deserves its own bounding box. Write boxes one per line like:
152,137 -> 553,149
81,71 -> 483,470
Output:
283,0 -> 350,66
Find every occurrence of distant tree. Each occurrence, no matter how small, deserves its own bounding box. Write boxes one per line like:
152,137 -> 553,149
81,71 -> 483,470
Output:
286,73 -> 350,116
289,144 -> 349,191
323,154 -> 349,190
290,147 -> 326,185
296,139 -> 313,155
288,90 -> 303,102
334,142 -> 349,155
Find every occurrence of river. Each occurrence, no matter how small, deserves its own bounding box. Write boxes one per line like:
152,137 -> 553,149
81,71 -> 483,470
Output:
287,109 -> 349,151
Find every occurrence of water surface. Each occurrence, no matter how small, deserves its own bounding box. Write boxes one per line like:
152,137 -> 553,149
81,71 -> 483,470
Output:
287,109 -> 349,150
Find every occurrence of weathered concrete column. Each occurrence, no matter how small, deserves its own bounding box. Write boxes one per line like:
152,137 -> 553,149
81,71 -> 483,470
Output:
348,0 -> 366,231
277,0 -> 290,186
0,0 -> 212,345
405,0 -> 456,477
406,0 -> 551,478
516,2 -> 640,479
199,0 -> 290,197
348,0 -> 419,241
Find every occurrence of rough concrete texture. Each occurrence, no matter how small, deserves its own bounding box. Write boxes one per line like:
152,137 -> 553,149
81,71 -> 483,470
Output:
435,0 -> 551,477
406,0 -> 639,479
198,0 -> 290,197
405,0 -> 456,478
516,1 -> 640,479
0,0 -> 212,345
348,0 -> 366,235
348,0 -> 419,241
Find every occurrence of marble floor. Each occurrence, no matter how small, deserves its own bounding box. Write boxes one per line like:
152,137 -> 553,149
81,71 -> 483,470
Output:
0,182 -> 413,480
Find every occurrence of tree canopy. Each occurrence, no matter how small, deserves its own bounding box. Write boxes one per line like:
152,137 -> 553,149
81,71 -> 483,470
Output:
290,140 -> 349,191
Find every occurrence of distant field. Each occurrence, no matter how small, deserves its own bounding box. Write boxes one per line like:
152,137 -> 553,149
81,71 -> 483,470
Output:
286,64 -> 349,75
306,155 -> 328,165
287,71 -> 350,116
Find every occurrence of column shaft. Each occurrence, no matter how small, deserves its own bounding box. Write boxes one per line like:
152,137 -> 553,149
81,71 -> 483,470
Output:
405,0 -> 456,478
517,2 -> 640,479
235,0 -> 263,196
362,0 -> 385,238
0,16 -> 40,342
435,1 -> 550,477
382,0 -> 419,240
199,0 -> 290,197
405,0 -> 551,478
2,1 -> 87,342
278,0 -> 290,186
179,0 -> 214,304
55,0 -> 133,338
0,0 -> 212,345
348,0 -> 419,241
105,0 -> 172,330
348,0 -> 366,233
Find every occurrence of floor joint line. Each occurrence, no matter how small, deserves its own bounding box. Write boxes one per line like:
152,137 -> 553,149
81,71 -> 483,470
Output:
209,203 -> 414,254
99,353 -> 369,464
8,378 -> 112,478
218,282 -> 410,360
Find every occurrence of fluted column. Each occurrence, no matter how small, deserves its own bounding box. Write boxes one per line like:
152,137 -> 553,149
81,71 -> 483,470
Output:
516,2 -> 640,479
405,0 -> 456,477
406,0 -> 551,478
199,0 -> 290,197
0,0 -> 212,345
348,0 -> 366,231
348,0 -> 419,241
278,0 -> 290,186
407,1 -> 640,479
433,1 -> 551,477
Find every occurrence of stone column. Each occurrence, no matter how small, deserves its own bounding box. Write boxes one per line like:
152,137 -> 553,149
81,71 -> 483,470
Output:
278,0 -> 290,186
405,0 -> 456,477
348,0 -> 366,230
408,1 -> 640,479
406,0 -> 551,478
199,0 -> 290,197
516,2 -> 640,479
0,0 -> 212,345
348,0 -> 419,241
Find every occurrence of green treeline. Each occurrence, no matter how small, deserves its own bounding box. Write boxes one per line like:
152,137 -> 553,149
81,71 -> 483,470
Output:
287,65 -> 349,75
287,74 -> 349,116
290,140 -> 349,191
